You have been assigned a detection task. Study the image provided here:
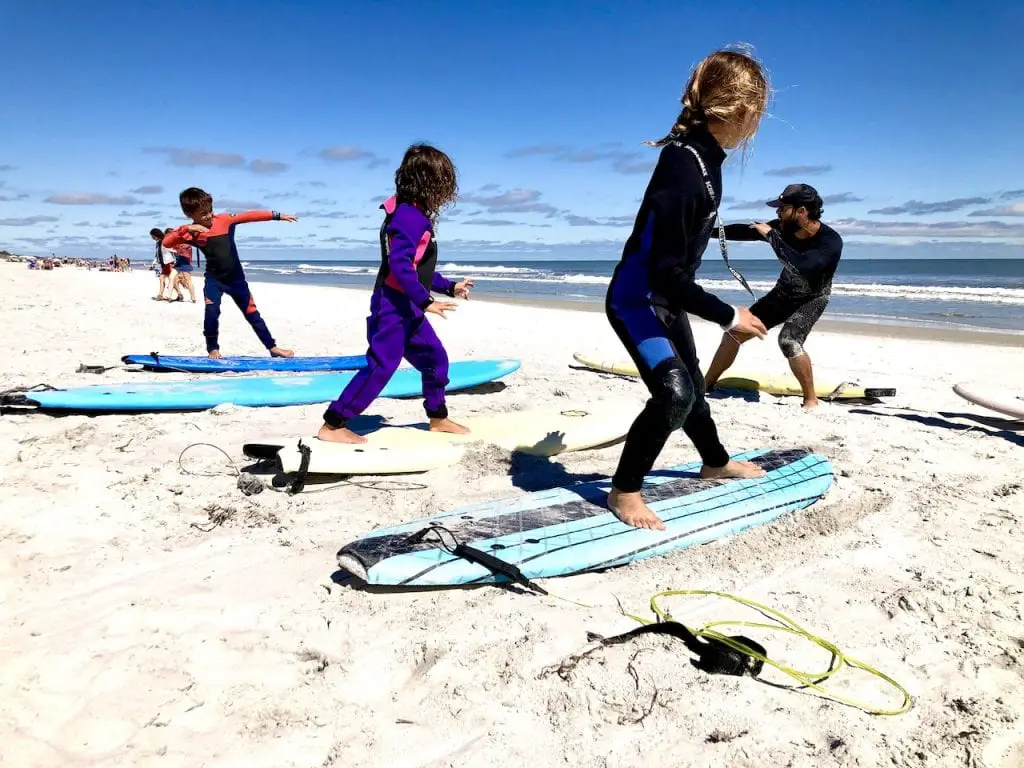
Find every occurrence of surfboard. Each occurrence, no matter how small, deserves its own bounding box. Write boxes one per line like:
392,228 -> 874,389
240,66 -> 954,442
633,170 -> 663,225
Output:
255,432 -> 466,475
6,359 -> 520,413
572,352 -> 895,400
953,383 -> 1024,420
244,400 -> 638,460
336,448 -> 834,586
121,353 -> 367,373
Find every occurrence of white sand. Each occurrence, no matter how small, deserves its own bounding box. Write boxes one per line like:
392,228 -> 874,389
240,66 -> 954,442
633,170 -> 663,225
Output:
1,261 -> 1022,768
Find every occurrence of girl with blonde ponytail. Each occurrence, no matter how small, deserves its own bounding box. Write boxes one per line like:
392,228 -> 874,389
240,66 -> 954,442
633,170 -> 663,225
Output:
604,47 -> 773,531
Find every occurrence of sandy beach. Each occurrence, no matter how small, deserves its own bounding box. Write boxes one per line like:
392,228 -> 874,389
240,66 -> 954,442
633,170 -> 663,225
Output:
1,260 -> 1022,768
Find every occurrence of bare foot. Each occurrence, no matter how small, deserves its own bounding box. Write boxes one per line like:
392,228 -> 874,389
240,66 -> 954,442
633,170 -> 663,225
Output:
270,346 -> 294,358
608,488 -> 666,531
802,397 -> 820,409
316,423 -> 367,444
208,349 -> 223,360
700,459 -> 766,480
429,417 -> 470,435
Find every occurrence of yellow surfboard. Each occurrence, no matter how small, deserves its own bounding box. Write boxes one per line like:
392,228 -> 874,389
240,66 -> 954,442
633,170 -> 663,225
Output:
572,352 -> 895,400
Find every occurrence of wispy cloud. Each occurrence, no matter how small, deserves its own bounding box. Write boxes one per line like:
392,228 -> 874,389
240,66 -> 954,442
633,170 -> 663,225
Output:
249,159 -> 289,174
114,220 -> 133,227
1000,189 -> 1024,201
144,147 -> 246,168
822,192 -> 864,205
0,164 -> 14,171
460,188 -> 560,217
265,191 -> 301,200
217,199 -> 265,210
0,192 -> 30,202
370,195 -> 388,204
309,198 -> 337,206
73,221 -> 90,226
504,144 -> 655,175
0,215 -> 60,226
726,199 -> 771,211
764,165 -> 833,177
968,203 -> 1024,217
45,193 -> 142,206
833,217 -> 1024,239
867,197 -> 990,215
302,181 -> 328,188
119,209 -> 164,218
131,185 -> 164,195
480,183 -> 501,192
318,146 -> 390,169
565,214 -> 635,227
295,210 -> 356,219
462,218 -> 519,226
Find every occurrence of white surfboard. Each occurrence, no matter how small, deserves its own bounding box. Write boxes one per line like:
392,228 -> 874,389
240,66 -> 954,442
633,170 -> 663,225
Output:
244,400 -> 638,473
953,383 -> 1024,420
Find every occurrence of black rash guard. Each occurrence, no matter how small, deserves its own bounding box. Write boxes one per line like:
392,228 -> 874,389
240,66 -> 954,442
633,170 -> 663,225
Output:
722,221 -> 843,297
610,126 -> 734,327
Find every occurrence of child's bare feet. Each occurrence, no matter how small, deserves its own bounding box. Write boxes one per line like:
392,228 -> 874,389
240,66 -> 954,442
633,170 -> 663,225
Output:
700,459 -> 766,480
208,349 -> 223,360
802,397 -> 820,409
429,417 -> 470,435
270,347 -> 294,358
316,423 -> 367,444
608,487 -> 666,531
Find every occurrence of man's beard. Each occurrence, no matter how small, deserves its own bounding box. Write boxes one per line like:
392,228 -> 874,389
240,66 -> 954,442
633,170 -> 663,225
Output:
781,219 -> 801,236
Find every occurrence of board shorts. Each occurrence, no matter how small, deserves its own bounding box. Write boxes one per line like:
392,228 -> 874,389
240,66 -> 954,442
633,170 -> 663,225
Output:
750,288 -> 830,359
174,257 -> 193,273
160,263 -> 173,277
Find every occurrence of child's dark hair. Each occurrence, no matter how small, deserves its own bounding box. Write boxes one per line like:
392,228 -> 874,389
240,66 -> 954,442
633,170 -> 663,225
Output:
647,46 -> 770,153
149,227 -> 163,239
394,144 -> 458,221
179,187 -> 213,217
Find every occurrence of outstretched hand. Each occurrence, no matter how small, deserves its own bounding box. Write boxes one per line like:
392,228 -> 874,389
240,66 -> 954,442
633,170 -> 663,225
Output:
751,222 -> 772,238
279,214 -> 298,222
454,278 -> 474,299
733,306 -> 767,339
426,300 -> 458,319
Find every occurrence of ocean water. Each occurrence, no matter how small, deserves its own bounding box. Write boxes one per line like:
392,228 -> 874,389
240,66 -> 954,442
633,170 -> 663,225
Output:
240,257 -> 1024,334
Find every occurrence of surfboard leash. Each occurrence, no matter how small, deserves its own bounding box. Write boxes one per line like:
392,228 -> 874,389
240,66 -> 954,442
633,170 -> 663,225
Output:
541,587 -> 913,717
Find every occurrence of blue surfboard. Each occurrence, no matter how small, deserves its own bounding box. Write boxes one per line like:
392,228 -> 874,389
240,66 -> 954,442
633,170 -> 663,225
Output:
121,353 -> 368,373
13,359 -> 520,412
336,448 -> 833,586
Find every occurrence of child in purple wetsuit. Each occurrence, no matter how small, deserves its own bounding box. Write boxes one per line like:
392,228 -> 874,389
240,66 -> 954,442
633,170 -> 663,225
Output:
318,144 -> 474,444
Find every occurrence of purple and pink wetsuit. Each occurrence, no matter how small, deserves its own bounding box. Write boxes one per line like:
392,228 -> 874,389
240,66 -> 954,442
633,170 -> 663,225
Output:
323,197 -> 457,428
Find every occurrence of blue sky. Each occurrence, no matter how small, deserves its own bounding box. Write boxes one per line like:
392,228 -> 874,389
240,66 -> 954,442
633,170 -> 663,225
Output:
1,0 -> 1023,261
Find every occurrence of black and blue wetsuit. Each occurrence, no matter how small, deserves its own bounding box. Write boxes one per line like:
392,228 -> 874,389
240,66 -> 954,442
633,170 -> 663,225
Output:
606,126 -> 736,492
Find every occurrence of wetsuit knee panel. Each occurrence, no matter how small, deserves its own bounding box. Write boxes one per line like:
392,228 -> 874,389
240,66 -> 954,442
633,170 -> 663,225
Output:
651,362 -> 697,428
778,329 -> 804,359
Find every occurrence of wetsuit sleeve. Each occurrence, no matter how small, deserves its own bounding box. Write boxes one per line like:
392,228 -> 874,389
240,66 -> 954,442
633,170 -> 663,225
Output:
765,228 -> 842,278
386,219 -> 434,309
648,190 -> 735,326
162,226 -> 192,247
230,210 -> 279,224
431,272 -> 456,296
719,223 -> 770,242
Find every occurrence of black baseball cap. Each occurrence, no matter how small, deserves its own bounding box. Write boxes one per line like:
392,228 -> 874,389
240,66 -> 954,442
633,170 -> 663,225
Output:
766,183 -> 820,209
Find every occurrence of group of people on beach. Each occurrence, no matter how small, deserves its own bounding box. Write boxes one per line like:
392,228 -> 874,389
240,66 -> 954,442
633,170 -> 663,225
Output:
159,46 -> 842,531
149,228 -> 197,303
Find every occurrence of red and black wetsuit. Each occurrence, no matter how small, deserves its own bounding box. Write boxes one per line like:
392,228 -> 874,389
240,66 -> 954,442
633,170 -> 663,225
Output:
164,211 -> 280,353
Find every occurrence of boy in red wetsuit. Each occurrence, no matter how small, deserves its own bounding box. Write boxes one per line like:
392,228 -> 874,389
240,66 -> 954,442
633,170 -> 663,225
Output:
163,187 -> 296,359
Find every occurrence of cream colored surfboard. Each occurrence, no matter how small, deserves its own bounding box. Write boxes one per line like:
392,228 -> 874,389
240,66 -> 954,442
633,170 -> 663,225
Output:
245,428 -> 465,475
953,383 -> 1024,420
245,400 -> 637,470
572,352 -> 895,400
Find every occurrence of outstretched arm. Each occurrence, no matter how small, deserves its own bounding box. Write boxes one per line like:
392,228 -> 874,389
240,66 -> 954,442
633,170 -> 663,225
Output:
230,210 -> 279,225
716,222 -> 776,242
162,226 -> 192,247
430,272 -> 455,296
648,190 -> 735,327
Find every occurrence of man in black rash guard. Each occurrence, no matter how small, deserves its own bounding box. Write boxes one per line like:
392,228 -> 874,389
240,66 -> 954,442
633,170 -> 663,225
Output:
705,183 -> 843,408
